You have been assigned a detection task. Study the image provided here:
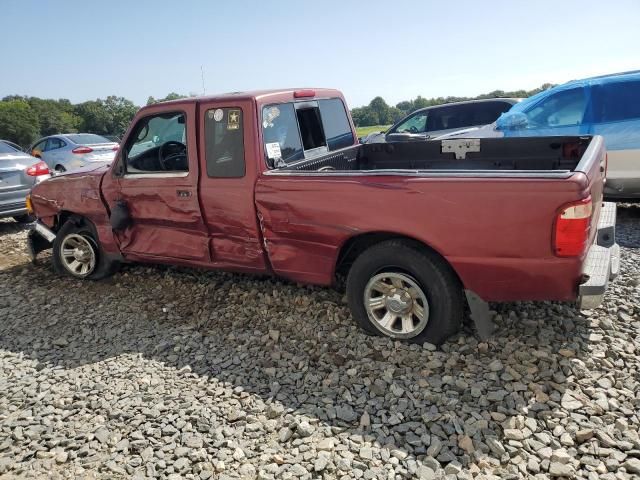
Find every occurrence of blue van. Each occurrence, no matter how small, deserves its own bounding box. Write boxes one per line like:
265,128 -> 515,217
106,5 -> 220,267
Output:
440,71 -> 640,198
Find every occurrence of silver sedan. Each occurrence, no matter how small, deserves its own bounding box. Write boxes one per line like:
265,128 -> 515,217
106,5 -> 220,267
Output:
30,133 -> 118,173
0,141 -> 51,222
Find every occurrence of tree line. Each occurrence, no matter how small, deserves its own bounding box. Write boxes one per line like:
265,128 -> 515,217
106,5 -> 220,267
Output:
0,93 -> 188,148
0,84 -> 555,147
351,83 -> 555,127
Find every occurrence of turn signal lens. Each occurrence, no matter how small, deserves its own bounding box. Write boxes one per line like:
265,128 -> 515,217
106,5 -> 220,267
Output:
554,197 -> 593,257
25,194 -> 33,214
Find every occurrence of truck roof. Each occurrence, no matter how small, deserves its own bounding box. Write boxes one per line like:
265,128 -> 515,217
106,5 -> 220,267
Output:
156,88 -> 345,107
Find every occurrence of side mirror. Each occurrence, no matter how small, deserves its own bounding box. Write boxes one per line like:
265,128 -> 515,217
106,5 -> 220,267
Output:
496,112 -> 528,131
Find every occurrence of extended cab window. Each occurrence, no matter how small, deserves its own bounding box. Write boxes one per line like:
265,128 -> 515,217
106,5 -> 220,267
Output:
262,98 -> 354,166
205,107 -> 245,178
124,112 -> 188,173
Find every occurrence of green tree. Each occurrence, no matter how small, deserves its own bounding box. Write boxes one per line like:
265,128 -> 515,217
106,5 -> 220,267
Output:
368,96 -> 391,124
104,96 -> 138,136
0,101 -> 39,147
146,92 -> 187,105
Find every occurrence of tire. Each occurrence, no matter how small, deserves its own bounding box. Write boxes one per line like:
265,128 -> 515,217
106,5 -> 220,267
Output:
346,240 -> 463,345
52,218 -> 119,280
13,214 -> 35,224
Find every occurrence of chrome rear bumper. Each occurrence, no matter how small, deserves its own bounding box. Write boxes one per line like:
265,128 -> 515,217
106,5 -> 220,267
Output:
578,202 -> 620,310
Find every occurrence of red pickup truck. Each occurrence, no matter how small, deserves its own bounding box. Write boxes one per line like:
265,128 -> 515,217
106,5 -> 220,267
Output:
27,88 -> 620,345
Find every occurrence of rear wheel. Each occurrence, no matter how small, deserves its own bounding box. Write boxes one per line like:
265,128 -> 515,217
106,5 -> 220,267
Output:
346,240 -> 463,345
52,218 -> 118,280
13,214 -> 35,224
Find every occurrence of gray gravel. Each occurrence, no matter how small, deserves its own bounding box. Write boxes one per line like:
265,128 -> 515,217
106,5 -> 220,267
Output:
1,204 -> 639,479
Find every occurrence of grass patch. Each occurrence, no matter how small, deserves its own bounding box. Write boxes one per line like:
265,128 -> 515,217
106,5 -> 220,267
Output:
356,125 -> 391,138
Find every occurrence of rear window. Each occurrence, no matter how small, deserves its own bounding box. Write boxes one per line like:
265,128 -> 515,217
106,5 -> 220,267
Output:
0,142 -> 18,154
262,98 -> 354,166
592,80 -> 640,123
66,134 -> 111,145
319,99 -> 354,150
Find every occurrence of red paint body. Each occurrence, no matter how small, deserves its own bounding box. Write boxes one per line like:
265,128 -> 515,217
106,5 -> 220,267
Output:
30,89 -> 607,303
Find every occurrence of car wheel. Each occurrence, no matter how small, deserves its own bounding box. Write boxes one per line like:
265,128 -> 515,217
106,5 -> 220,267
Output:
346,240 -> 463,345
52,218 -> 119,280
13,214 -> 35,224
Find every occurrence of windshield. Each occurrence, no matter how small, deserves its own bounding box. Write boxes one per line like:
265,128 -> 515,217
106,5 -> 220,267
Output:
0,142 -> 19,154
66,134 -> 112,145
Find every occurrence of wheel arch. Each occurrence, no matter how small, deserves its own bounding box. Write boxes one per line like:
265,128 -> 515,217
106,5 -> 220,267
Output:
335,231 -> 464,288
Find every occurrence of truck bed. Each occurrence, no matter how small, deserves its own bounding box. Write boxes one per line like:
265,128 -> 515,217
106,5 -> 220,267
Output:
257,135 -> 607,302
275,136 -> 593,177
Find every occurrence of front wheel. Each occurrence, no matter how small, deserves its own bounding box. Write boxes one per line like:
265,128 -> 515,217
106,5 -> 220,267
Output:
52,218 -> 118,280
346,240 -> 463,345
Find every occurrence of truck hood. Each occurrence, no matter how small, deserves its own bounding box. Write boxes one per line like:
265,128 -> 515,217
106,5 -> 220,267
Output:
30,162 -> 110,222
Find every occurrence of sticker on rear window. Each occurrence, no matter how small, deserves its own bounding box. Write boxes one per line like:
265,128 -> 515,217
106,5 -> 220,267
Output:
263,106 -> 280,129
265,142 -> 282,159
228,109 -> 240,130
213,109 -> 223,121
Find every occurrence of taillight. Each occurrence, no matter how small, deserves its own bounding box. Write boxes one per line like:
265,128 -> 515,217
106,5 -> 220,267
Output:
26,161 -> 50,176
72,146 -> 93,154
553,197 -> 593,257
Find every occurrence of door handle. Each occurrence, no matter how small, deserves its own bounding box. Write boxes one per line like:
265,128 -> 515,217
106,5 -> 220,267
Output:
176,190 -> 192,198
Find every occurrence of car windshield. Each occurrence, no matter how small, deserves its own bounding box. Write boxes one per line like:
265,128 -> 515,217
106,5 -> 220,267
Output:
0,142 -> 19,154
66,134 -> 112,145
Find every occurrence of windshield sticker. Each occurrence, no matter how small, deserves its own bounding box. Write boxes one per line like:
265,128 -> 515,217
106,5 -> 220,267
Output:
263,106 -> 280,129
213,109 -> 224,121
265,142 -> 282,159
227,109 -> 240,130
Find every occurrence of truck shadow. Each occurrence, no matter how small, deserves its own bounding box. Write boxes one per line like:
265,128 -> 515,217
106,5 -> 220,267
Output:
0,256 -> 609,474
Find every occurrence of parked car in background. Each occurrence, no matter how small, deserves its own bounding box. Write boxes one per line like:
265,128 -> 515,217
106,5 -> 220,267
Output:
26,88 -> 618,345
30,133 -> 118,173
436,71 -> 640,198
361,98 -> 521,143
1,140 -> 26,152
0,140 -> 50,223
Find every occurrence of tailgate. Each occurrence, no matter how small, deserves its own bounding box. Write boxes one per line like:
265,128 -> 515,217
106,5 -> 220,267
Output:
574,136 -> 607,244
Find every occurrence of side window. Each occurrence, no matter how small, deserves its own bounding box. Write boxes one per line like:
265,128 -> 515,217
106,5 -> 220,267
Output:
319,98 -> 354,150
205,107 -> 245,178
394,112 -> 428,133
472,102 -> 513,125
47,138 -> 65,151
525,88 -> 587,128
32,140 -> 47,155
124,112 -> 188,173
592,81 -> 640,123
262,104 -> 304,164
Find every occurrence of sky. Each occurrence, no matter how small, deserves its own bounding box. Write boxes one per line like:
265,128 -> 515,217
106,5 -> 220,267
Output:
1,0 -> 639,108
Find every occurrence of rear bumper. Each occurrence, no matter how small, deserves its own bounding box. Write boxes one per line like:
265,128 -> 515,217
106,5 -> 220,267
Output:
578,202 -> 620,310
0,205 -> 28,218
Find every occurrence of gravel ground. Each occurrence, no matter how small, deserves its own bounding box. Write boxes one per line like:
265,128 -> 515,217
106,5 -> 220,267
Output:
0,205 -> 639,480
